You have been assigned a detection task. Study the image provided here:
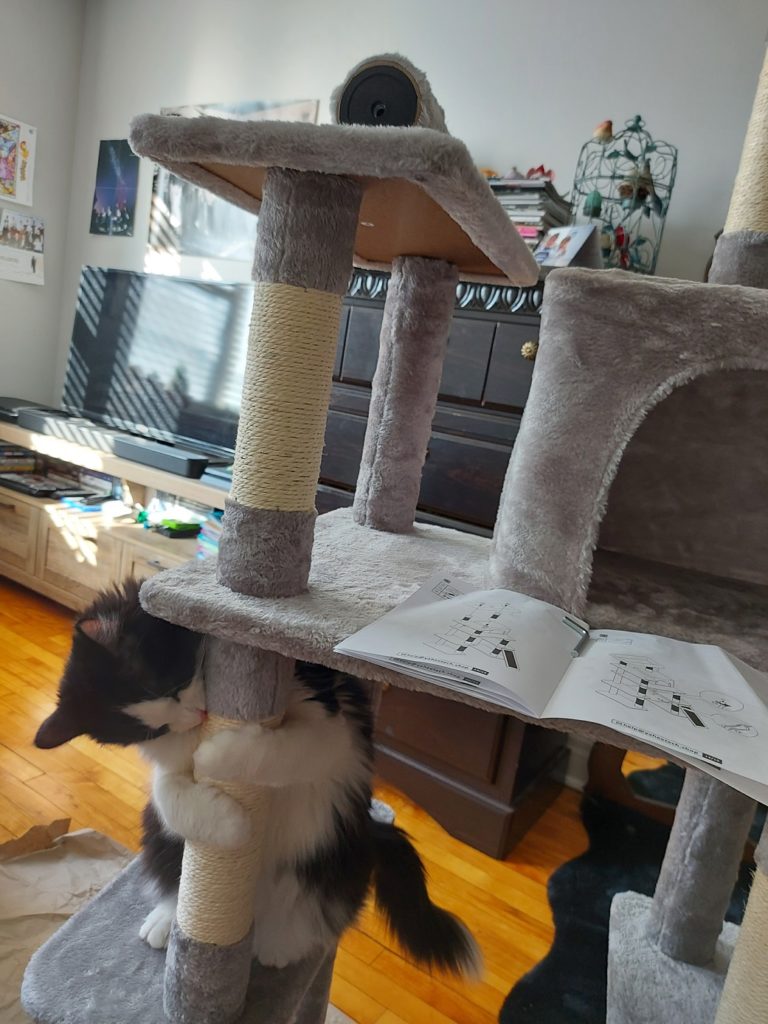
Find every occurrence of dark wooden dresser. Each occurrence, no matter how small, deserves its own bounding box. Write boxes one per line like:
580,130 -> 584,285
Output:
319,269 -> 566,859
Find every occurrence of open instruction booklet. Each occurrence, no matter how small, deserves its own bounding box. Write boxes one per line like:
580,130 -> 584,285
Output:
335,574 -> 768,803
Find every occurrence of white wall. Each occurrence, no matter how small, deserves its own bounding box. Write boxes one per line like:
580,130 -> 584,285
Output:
0,0 -> 84,403
55,0 -> 767,397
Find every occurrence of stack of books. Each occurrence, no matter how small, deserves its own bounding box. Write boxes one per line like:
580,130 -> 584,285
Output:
196,509 -> 223,559
0,444 -> 37,473
489,178 -> 572,253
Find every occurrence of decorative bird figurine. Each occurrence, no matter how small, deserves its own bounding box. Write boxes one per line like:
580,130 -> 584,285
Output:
593,119 -> 613,144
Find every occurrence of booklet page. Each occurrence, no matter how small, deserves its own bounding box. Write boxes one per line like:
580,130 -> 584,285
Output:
335,573 -> 587,716
543,629 -> 768,785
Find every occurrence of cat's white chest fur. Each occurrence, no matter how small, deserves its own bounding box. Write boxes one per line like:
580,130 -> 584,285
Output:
137,690 -> 369,966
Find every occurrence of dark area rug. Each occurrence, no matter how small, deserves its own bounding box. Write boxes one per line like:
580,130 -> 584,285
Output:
499,766 -> 758,1024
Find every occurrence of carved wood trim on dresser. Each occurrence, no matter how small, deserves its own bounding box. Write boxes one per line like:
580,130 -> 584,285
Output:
322,270 -> 566,859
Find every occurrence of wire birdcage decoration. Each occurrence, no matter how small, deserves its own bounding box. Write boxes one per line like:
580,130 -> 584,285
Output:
570,115 -> 677,274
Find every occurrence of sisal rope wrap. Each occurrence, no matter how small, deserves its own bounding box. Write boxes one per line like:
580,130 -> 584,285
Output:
230,281 -> 341,511
714,869 -> 768,1024
725,46 -> 768,233
175,713 -> 279,946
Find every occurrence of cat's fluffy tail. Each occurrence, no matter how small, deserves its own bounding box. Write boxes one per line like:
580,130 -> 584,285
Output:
369,818 -> 482,978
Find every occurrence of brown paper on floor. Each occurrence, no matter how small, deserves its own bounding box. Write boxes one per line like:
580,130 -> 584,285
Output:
0,825 -> 133,1024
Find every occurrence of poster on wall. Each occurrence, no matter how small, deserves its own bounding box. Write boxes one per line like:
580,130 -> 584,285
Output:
0,114 -> 37,206
146,99 -> 318,269
0,208 -> 45,285
89,139 -> 140,236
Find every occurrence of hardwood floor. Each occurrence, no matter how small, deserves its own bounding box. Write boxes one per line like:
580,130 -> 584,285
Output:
0,578 -> 594,1024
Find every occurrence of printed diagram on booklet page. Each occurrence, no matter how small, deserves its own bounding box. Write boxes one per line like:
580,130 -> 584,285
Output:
425,597 -> 520,671
596,654 -> 758,737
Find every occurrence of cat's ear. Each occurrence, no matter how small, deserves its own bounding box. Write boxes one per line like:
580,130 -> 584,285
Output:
35,706 -> 82,748
78,615 -> 119,650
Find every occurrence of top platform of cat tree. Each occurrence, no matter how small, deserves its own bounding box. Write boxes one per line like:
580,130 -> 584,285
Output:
129,116 -> 539,284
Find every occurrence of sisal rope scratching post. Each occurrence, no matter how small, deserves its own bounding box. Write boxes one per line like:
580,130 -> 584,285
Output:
724,43 -> 768,235
714,823 -> 768,1024
164,169 -> 362,1024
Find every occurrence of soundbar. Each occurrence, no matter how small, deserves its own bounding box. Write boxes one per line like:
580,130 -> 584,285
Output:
12,407 -> 213,479
16,408 -> 121,452
112,436 -> 210,478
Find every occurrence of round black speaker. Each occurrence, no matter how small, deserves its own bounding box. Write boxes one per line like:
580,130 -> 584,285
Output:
337,64 -> 420,127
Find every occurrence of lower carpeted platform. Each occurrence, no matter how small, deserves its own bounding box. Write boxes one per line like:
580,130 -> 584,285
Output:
498,790 -> 753,1024
21,858 -> 345,1024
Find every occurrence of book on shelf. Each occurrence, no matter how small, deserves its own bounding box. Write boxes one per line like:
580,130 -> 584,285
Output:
335,573 -> 768,803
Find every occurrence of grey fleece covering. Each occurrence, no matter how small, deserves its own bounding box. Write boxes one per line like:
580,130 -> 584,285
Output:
164,922 -> 255,1024
203,638 -> 296,721
645,770 -> 755,965
353,255 -> 458,531
21,858 -> 341,1024
128,115 -> 538,286
251,168 -> 362,296
217,502 -> 317,598
607,892 -> 738,1024
600,230 -> 768,586
490,268 -> 768,615
708,229 -> 768,287
140,508 -> 768,764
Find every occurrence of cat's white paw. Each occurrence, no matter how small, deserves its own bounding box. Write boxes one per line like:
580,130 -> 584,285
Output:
198,785 -> 252,848
139,902 -> 175,949
194,726 -> 262,781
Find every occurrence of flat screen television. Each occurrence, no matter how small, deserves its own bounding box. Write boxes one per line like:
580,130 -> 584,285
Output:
62,266 -> 255,457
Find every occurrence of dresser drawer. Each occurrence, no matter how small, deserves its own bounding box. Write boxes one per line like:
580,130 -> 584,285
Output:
0,496 -> 39,574
376,686 -> 506,782
483,321 -> 538,410
339,306 -> 383,384
37,510 -> 119,606
122,547 -> 190,580
322,410 -> 367,489
439,317 -> 496,402
420,433 -> 514,528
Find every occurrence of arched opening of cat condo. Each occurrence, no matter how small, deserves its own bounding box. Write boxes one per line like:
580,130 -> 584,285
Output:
590,364 -> 768,659
584,365 -> 768,818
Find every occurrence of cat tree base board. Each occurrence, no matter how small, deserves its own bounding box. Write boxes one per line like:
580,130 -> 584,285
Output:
606,891 -> 737,1024
21,858 -> 344,1024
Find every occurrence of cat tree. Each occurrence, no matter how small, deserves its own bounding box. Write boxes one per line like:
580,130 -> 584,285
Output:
21,50 -> 768,1024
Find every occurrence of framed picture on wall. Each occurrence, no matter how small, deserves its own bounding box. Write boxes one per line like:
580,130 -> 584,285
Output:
146,98 -> 318,274
90,139 -> 140,236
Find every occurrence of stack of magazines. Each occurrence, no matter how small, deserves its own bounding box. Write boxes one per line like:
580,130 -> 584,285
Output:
490,177 -> 572,252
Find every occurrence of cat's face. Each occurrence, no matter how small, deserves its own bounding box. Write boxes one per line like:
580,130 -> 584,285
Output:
35,579 -> 206,749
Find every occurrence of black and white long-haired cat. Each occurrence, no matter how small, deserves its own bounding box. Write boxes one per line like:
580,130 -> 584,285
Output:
35,579 -> 480,975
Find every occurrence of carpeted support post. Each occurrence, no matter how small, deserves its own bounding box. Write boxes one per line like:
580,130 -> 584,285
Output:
352,255 -> 458,532
217,167 -> 362,596
646,771 -> 755,965
165,168 -> 362,1024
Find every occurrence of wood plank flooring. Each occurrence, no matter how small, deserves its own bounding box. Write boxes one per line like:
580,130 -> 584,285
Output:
0,578 -> 599,1023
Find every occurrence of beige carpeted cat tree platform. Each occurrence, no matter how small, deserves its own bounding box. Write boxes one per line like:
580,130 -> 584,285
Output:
22,51 -> 768,1024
